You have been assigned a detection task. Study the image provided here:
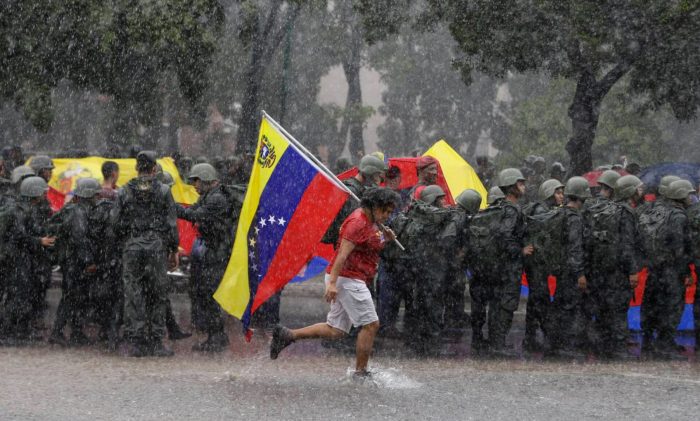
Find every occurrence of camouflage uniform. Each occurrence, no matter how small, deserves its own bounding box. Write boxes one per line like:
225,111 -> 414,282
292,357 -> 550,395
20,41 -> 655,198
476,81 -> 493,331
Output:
112,176 -> 179,350
547,207 -> 587,353
176,184 -> 242,344
585,198 -> 642,355
640,198 -> 692,352
49,200 -> 94,342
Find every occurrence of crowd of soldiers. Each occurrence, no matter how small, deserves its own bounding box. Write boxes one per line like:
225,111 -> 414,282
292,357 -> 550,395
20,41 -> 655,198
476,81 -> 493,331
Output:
0,150 -> 244,357
1,147 -> 700,361
333,154 -> 700,360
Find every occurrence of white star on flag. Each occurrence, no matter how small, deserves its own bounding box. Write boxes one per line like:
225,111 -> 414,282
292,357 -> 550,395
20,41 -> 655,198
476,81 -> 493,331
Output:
249,251 -> 254,259
249,237 -> 256,247
268,215 -> 276,224
259,217 -> 266,227
278,217 -> 286,226
255,226 -> 260,234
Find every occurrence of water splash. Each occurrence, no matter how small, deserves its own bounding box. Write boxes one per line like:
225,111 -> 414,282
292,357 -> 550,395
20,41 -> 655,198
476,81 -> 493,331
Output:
343,365 -> 422,389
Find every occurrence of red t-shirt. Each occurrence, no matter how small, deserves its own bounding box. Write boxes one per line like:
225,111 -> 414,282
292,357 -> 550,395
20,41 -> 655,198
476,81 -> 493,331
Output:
326,208 -> 386,284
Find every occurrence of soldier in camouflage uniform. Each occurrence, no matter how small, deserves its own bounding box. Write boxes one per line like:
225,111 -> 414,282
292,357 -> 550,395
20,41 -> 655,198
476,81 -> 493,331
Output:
28,156 -> 55,328
0,177 -> 55,345
111,151 -> 179,357
442,189 -> 482,338
522,178 -> 564,352
545,177 -> 590,358
48,178 -> 100,346
640,179 -> 694,359
177,163 -> 243,352
469,169 -> 532,357
585,175 -> 643,359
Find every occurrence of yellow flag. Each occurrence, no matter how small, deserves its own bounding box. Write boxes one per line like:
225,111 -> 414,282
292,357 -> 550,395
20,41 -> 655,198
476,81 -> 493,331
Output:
424,140 -> 488,209
27,156 -> 198,205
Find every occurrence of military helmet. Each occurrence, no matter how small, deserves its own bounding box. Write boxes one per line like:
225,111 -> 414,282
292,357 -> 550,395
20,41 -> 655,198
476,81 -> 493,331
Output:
74,177 -> 100,198
11,165 -> 35,184
358,154 -> 388,176
188,163 -> 218,182
456,189 -> 482,214
597,170 -> 621,189
420,185 -> 446,205
29,155 -> 54,172
136,150 -> 158,171
538,179 -> 564,201
615,175 -> 643,200
666,179 -> 695,201
20,176 -> 48,198
497,168 -> 525,188
564,176 -> 592,199
487,185 -> 505,205
658,175 -> 681,197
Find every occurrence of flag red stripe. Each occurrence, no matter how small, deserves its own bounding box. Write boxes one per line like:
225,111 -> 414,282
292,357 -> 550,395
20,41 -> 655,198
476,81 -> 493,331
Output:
251,174 -> 348,313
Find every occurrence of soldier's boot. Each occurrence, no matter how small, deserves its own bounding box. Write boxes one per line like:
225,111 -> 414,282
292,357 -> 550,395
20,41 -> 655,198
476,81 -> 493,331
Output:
166,307 -> 191,340
471,331 -> 488,354
151,341 -> 175,357
192,331 -> 229,353
522,328 -> 542,352
69,329 -> 90,347
48,330 -> 68,347
121,340 -> 149,358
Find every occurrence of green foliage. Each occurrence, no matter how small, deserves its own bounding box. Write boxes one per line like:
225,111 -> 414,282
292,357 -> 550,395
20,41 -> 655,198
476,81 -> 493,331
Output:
368,25 -> 506,157
504,76 -> 693,167
0,0 -> 224,134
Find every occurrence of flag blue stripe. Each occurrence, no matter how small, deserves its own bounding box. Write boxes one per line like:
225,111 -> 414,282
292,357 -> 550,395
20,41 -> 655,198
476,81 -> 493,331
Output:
246,146 -> 318,290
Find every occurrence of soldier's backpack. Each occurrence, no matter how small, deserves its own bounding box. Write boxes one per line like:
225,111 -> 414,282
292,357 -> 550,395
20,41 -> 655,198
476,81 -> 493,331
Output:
396,201 -> 453,263
468,204 -> 506,275
584,200 -> 621,270
0,199 -> 15,260
637,203 -> 674,265
525,208 -> 566,274
687,203 -> 700,262
220,184 -> 246,239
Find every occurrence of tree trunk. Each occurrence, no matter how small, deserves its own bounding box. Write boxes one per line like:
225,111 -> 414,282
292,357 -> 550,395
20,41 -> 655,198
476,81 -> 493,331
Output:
565,70 -> 599,176
346,15 -> 365,161
566,62 -> 632,176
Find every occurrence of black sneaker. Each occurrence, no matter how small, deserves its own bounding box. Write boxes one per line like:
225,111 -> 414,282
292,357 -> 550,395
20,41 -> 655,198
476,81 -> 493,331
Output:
270,325 -> 295,360
352,370 -> 373,383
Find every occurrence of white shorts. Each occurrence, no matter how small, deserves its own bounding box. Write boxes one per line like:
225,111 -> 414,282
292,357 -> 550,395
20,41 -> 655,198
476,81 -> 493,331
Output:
325,275 -> 379,333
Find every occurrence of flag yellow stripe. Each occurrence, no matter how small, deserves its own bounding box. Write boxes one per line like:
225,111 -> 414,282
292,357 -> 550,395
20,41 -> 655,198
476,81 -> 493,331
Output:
424,140 -> 488,209
29,156 -> 198,205
213,117 -> 290,317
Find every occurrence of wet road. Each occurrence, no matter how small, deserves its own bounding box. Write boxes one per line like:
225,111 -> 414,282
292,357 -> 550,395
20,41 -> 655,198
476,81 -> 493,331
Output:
2,280 -> 700,420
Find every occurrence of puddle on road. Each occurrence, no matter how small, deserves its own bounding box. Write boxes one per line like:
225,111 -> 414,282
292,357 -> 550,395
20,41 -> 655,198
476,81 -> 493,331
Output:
342,365 -> 423,389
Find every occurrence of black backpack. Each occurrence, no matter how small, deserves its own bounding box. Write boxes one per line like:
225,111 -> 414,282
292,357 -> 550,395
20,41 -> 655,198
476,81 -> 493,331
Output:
637,202 -> 674,265
687,203 -> 700,262
0,199 -> 16,261
525,208 -> 566,274
393,202 -> 453,264
468,204 -> 506,275
584,200 -> 621,270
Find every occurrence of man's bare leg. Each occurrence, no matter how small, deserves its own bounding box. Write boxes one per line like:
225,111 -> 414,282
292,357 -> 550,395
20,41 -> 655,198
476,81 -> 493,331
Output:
355,321 -> 379,372
291,323 -> 346,340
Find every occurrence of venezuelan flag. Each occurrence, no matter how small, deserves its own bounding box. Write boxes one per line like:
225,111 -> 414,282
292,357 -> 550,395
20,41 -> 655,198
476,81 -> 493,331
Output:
213,114 -> 349,338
